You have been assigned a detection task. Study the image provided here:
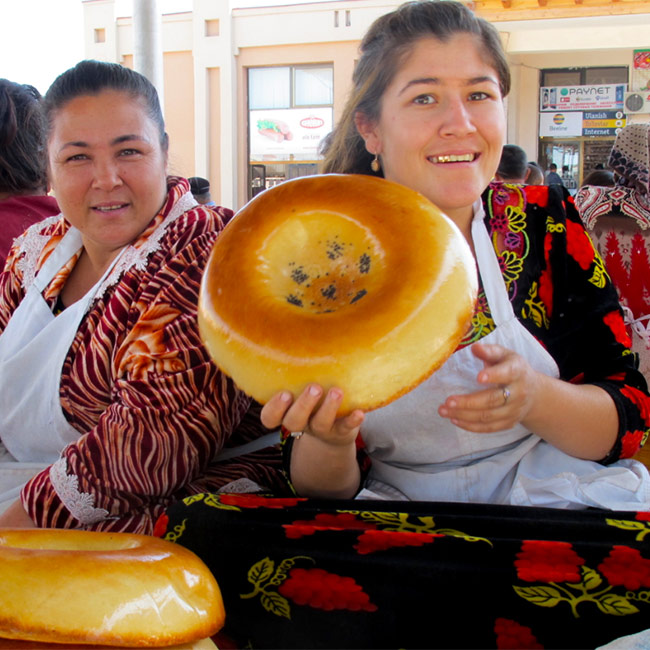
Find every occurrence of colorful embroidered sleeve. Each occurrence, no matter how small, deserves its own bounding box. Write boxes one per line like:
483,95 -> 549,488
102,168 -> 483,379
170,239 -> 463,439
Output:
20,204 -> 267,533
484,183 -> 650,463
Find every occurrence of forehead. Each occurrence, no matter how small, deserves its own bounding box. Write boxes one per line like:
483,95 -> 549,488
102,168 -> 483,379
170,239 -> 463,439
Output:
393,33 -> 499,84
50,90 -> 153,134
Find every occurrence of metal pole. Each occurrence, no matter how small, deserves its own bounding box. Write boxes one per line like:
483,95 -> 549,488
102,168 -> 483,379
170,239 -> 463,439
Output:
133,0 -> 165,110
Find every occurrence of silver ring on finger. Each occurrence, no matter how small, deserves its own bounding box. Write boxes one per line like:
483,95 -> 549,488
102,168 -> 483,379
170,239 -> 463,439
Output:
502,387 -> 510,406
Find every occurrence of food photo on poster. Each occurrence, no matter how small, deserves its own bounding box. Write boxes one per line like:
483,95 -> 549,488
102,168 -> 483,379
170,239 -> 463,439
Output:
249,107 -> 333,157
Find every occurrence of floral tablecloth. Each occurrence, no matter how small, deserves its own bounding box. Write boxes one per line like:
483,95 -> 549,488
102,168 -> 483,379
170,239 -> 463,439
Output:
157,495 -> 650,649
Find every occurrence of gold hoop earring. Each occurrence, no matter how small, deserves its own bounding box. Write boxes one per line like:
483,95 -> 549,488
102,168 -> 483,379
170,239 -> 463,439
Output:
370,154 -> 381,173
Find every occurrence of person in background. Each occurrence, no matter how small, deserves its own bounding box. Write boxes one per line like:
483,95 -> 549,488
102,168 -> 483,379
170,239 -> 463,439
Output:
582,168 -> 615,187
494,143 -> 529,183
188,176 -> 216,207
526,161 -> 544,185
0,79 -> 59,270
544,162 -> 563,185
561,163 -> 578,193
576,123 -> 650,385
0,60 -> 288,532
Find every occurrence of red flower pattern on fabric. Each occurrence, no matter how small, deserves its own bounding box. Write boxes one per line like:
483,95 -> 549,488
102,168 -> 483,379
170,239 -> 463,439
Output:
598,546 -> 650,590
515,540 -> 584,583
566,219 -> 595,271
218,494 -> 305,509
284,513 -> 377,539
621,385 -> 650,426
354,530 -> 440,555
523,184 -> 549,207
620,429 -> 645,458
494,617 -> 544,650
538,232 -> 553,317
152,513 -> 169,538
278,568 -> 378,612
603,311 -> 632,348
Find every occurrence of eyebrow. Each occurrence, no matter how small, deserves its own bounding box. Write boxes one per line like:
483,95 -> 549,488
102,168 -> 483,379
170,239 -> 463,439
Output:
59,134 -> 149,151
398,76 -> 498,95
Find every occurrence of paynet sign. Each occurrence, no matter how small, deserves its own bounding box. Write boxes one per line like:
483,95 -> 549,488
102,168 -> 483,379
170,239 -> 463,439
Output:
540,84 -> 625,112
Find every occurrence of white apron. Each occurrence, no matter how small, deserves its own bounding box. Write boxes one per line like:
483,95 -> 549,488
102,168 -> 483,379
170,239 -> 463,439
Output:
359,202 -> 650,510
0,227 -> 124,513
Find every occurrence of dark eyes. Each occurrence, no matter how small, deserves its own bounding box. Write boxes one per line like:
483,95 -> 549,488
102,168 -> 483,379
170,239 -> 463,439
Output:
412,91 -> 492,105
65,149 -> 140,163
413,94 -> 435,105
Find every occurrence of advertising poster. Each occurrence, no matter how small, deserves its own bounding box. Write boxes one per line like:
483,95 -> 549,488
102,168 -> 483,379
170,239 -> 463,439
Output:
539,84 -> 626,112
582,110 -> 626,137
250,107 -> 333,158
539,111 -> 583,137
633,50 -> 650,92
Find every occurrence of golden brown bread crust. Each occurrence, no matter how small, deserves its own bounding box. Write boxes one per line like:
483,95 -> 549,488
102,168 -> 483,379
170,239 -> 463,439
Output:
199,173 -> 478,415
0,529 -> 224,648
0,639 -> 218,649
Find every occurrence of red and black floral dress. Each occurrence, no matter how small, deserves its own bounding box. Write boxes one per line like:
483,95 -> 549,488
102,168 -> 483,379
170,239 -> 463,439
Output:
158,183 -> 650,649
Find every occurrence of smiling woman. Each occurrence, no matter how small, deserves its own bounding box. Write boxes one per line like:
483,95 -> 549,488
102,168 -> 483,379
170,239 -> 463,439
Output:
47,89 -> 169,299
0,60 -> 289,533
260,0 -> 650,509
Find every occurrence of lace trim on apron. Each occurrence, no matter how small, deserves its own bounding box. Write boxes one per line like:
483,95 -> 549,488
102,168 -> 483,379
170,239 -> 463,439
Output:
50,456 -> 109,525
13,191 -> 197,310
93,192 -> 197,308
15,215 -> 63,290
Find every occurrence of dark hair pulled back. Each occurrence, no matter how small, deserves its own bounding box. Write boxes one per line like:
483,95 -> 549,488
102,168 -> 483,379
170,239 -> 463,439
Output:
0,80 -> 48,194
43,59 -> 168,151
322,0 -> 510,176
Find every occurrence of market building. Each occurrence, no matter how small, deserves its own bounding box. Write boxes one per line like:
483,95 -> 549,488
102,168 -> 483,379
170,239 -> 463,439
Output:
82,0 -> 650,209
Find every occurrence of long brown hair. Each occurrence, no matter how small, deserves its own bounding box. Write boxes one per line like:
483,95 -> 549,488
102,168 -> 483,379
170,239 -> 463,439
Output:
321,0 -> 511,176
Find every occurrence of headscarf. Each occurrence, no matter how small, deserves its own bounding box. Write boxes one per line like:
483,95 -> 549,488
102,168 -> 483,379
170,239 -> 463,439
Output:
609,123 -> 650,194
575,123 -> 650,230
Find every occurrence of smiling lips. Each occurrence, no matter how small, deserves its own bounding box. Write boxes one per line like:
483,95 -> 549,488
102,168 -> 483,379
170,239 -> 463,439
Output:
429,153 -> 477,164
93,203 -> 129,212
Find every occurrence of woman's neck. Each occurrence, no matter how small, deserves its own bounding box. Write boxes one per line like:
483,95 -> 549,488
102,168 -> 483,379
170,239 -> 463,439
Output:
444,206 -> 475,252
60,245 -> 123,306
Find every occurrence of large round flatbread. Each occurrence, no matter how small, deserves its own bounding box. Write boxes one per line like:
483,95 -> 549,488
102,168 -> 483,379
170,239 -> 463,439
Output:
199,173 -> 477,414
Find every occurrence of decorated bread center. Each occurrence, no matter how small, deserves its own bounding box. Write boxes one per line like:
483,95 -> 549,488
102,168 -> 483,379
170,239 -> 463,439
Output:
199,174 -> 478,414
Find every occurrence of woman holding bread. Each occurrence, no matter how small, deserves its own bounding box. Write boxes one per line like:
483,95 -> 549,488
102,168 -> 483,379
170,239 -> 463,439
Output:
0,60 -> 287,532
260,0 -> 650,508
160,3 -> 650,647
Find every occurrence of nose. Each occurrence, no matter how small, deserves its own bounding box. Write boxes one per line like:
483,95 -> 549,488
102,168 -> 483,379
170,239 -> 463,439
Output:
91,158 -> 123,191
439,96 -> 477,137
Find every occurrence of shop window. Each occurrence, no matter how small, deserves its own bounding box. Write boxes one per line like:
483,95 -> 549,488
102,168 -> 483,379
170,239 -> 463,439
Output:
543,70 -> 580,87
247,65 -> 334,199
294,67 -> 333,106
248,67 -> 291,110
585,67 -> 628,85
541,66 -> 628,87
249,66 -> 333,109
